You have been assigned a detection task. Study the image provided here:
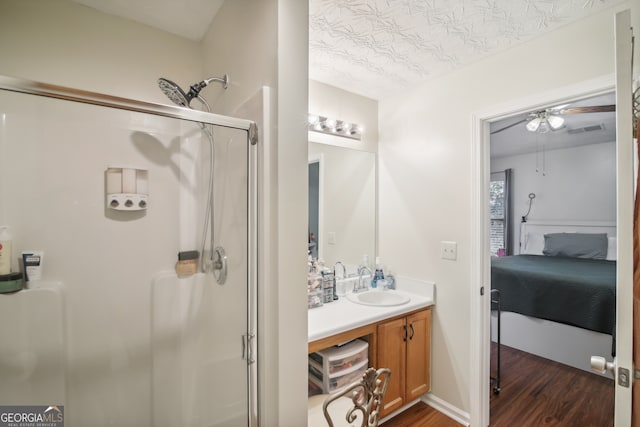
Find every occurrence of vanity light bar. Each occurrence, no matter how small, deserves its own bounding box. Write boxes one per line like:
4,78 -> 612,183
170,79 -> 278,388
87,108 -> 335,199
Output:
308,114 -> 363,141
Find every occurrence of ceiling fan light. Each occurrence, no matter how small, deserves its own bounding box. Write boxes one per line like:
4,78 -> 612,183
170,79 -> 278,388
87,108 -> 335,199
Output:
537,121 -> 550,134
526,118 -> 541,132
547,115 -> 565,129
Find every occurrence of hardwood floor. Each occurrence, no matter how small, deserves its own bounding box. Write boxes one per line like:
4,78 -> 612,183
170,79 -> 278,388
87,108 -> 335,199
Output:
490,344 -> 614,427
381,343 -> 614,427
380,401 -> 462,427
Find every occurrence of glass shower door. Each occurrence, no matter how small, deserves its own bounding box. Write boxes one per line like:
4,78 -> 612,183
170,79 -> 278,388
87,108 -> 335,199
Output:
0,78 -> 257,427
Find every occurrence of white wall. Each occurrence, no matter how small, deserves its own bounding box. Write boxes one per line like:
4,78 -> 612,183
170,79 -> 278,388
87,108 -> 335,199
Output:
378,2 -> 631,417
0,0 -> 202,104
492,141 -> 617,251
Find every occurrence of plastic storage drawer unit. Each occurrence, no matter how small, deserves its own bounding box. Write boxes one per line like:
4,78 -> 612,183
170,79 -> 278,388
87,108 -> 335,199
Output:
309,339 -> 368,374
308,358 -> 368,394
308,339 -> 369,393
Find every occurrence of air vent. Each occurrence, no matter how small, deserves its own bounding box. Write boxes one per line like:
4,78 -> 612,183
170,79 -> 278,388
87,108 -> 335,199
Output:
567,124 -> 604,134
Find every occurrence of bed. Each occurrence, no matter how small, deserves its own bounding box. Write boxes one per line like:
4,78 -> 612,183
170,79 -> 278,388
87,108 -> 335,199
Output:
490,221 -> 617,376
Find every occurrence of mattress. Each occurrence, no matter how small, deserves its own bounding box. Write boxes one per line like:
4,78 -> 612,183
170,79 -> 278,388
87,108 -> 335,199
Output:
490,255 -> 616,335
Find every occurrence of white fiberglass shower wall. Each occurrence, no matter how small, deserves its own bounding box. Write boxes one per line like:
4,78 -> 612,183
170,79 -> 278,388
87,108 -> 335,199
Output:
0,78 -> 258,426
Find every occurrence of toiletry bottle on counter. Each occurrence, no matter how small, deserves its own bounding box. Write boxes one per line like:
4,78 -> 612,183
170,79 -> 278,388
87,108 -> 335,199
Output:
384,266 -> 396,290
0,226 -> 12,275
372,256 -> 384,288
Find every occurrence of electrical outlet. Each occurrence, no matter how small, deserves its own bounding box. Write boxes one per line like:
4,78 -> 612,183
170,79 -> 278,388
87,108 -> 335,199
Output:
441,241 -> 457,260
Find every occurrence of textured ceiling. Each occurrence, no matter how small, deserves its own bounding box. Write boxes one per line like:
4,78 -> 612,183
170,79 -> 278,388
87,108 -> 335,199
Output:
72,0 -> 625,101
310,0 -> 626,100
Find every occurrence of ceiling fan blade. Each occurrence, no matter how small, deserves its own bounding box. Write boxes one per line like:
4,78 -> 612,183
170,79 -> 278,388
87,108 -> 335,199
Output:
548,103 -> 571,112
559,104 -> 616,114
490,119 -> 527,135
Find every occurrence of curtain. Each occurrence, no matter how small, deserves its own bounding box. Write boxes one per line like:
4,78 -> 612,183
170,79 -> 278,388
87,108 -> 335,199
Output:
504,169 -> 513,256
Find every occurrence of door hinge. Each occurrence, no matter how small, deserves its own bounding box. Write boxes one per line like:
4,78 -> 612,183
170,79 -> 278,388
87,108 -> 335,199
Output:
480,286 -> 485,296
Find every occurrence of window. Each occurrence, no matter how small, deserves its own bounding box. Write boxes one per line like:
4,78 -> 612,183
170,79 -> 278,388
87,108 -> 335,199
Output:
490,175 -> 505,256
490,169 -> 512,256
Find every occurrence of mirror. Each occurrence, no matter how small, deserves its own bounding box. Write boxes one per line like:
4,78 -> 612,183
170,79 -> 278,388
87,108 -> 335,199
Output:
308,141 -> 376,272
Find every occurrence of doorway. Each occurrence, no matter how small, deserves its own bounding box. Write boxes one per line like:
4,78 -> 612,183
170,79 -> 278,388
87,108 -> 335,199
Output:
469,75 -> 621,426
486,91 -> 617,425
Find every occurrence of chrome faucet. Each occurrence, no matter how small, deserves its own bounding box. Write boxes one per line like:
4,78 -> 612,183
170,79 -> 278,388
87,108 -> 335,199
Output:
355,266 -> 372,293
333,261 -> 346,300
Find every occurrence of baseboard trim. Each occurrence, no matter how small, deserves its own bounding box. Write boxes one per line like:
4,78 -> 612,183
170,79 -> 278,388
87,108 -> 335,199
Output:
422,393 -> 471,426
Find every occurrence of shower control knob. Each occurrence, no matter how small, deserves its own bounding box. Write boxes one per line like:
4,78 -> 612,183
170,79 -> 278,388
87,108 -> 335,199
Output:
124,199 -> 134,208
110,199 -> 119,208
138,200 -> 147,208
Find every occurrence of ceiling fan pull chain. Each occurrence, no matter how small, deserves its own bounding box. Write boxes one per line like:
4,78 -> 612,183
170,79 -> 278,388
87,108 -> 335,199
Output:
535,137 -> 540,174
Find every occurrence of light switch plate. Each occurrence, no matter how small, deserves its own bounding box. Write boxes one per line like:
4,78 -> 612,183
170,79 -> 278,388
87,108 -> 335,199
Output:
441,241 -> 457,260
328,232 -> 336,245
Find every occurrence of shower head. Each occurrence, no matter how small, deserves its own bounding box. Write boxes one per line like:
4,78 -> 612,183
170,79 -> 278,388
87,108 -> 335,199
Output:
158,78 -> 190,107
158,75 -> 229,108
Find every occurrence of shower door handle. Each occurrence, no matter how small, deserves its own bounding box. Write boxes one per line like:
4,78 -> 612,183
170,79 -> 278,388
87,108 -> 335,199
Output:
242,333 -> 255,364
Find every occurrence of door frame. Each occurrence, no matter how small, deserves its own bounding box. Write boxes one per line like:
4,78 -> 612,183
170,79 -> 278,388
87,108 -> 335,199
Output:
469,74 -> 617,426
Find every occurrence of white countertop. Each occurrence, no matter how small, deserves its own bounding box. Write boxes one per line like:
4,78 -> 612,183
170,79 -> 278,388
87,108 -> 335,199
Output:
308,276 -> 435,343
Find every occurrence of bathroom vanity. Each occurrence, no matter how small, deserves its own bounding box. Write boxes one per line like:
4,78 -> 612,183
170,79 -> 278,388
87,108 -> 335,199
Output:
308,278 -> 434,419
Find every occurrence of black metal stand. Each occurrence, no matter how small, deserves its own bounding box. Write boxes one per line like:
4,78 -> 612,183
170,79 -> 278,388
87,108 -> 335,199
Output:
490,289 -> 501,395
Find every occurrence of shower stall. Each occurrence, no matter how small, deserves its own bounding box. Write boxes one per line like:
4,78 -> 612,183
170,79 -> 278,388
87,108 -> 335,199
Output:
0,75 -> 259,427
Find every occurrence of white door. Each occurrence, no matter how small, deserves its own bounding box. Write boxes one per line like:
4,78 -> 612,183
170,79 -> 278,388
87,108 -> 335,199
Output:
611,8 -> 634,426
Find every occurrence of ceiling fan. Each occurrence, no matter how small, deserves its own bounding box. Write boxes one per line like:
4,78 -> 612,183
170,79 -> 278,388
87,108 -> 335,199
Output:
491,103 -> 616,135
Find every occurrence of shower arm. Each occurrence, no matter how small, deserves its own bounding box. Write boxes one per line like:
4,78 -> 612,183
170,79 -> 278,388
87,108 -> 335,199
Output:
204,74 -> 229,90
189,75 -> 229,100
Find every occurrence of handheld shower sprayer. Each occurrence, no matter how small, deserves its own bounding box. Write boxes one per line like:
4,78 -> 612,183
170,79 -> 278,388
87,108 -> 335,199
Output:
157,74 -> 230,282
158,74 -> 229,110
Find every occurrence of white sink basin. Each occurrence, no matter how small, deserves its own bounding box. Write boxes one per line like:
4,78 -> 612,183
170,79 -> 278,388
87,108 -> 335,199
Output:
347,290 -> 410,307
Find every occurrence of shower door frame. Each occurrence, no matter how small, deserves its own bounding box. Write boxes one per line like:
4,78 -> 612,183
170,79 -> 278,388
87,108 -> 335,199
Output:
0,74 -> 260,427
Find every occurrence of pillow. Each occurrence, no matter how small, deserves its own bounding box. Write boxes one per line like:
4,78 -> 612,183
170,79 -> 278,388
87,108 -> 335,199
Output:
606,237 -> 617,261
543,232 -> 608,259
521,233 -> 544,255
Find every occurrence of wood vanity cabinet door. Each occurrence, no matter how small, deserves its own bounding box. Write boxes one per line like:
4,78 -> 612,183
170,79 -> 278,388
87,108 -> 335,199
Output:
377,317 -> 407,417
405,309 -> 431,401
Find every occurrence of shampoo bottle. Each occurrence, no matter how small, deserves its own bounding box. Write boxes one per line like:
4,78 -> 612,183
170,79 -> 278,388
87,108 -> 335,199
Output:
0,226 -> 12,275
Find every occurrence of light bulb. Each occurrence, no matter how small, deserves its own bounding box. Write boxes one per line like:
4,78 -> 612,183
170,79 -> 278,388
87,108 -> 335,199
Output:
308,114 -> 319,125
526,118 -> 541,132
537,121 -> 550,134
547,115 -> 564,129
324,118 -> 336,130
